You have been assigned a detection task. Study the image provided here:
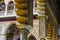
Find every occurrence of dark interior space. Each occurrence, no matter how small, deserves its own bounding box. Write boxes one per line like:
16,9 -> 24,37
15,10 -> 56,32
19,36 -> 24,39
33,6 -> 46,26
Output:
47,0 -> 60,24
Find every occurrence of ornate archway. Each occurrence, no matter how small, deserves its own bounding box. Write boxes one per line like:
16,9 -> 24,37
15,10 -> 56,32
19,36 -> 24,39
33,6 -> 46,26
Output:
0,21 -> 17,40
6,24 -> 19,40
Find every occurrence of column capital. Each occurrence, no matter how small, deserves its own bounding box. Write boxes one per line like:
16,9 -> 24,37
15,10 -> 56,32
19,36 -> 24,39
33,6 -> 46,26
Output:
16,24 -> 26,29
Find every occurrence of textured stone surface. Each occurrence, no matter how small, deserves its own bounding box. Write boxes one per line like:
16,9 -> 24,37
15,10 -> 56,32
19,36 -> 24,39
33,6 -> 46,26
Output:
39,18 -> 45,37
28,19 -> 40,40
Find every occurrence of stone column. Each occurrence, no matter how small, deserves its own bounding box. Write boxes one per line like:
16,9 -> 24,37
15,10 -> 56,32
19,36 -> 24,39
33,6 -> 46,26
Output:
17,24 -> 27,40
19,29 -> 27,40
52,25 -> 58,40
17,28 -> 24,40
52,27 -> 56,40
36,0 -> 46,39
19,30 -> 24,40
37,16 -> 46,39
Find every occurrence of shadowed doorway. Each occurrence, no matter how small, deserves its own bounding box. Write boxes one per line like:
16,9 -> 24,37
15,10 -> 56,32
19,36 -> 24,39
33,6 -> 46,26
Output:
6,24 -> 19,40
29,35 -> 36,40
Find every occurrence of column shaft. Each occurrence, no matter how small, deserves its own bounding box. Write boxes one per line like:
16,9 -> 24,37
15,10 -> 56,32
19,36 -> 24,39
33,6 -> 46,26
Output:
20,32 -> 23,40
